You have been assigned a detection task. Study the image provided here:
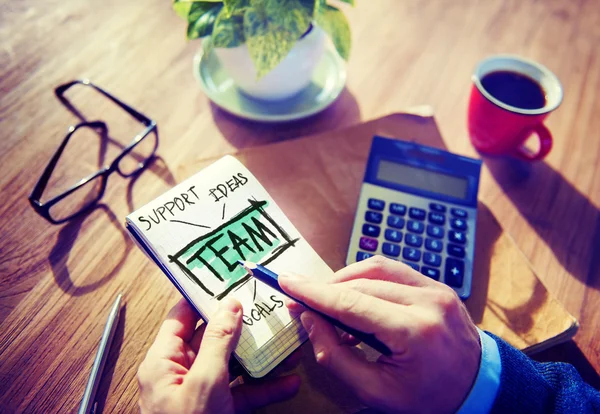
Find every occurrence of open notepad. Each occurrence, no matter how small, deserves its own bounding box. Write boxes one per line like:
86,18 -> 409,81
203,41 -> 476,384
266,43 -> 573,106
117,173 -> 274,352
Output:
126,155 -> 333,377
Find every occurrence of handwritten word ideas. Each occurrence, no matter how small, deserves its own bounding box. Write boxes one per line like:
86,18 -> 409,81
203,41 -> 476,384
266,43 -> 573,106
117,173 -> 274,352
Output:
209,173 -> 248,202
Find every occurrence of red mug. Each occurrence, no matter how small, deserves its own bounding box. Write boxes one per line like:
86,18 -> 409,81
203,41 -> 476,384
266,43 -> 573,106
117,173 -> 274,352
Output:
468,55 -> 563,161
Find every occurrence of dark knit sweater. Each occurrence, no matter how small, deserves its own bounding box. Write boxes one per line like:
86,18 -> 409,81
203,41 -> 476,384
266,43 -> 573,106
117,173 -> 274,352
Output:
489,333 -> 600,413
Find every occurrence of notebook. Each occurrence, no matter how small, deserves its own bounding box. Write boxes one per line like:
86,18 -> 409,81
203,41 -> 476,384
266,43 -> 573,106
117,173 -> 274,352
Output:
125,155 -> 333,378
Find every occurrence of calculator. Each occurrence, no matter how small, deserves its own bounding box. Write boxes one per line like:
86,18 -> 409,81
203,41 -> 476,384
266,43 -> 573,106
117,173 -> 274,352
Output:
346,136 -> 482,299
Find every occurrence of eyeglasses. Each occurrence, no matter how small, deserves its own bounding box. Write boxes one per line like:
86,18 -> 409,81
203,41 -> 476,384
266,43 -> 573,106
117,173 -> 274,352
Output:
29,79 -> 159,224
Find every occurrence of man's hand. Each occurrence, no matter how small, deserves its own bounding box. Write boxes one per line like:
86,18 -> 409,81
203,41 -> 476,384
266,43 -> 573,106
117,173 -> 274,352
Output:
137,298 -> 301,414
279,256 -> 481,414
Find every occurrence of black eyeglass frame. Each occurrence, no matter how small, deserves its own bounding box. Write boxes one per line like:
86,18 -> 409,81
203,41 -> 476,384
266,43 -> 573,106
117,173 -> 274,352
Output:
29,79 -> 159,224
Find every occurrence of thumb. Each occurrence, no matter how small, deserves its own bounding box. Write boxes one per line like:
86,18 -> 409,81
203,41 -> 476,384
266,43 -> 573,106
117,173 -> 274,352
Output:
189,297 -> 243,382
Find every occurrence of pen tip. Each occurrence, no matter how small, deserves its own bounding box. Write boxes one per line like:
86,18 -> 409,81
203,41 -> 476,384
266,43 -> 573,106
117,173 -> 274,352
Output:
237,260 -> 245,267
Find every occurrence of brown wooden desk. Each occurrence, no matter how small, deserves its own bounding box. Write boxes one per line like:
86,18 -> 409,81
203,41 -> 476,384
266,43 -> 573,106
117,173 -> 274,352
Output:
1,0 -> 598,411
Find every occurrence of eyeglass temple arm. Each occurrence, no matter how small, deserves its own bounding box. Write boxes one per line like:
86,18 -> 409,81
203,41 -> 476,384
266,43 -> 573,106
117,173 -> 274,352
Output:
29,121 -> 107,204
55,79 -> 154,127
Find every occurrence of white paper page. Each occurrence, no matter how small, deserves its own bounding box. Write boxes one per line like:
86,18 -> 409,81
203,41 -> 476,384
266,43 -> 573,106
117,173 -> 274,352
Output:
127,155 -> 332,375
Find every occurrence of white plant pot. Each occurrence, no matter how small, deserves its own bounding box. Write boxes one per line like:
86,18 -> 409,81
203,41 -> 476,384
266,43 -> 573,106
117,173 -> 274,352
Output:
213,26 -> 326,101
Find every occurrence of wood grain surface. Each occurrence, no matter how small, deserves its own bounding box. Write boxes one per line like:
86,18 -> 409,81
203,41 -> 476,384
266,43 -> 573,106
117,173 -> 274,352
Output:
1,0 -> 599,412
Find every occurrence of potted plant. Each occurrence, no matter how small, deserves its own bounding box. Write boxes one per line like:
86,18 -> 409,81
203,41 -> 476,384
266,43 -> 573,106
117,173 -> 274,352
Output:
173,0 -> 353,101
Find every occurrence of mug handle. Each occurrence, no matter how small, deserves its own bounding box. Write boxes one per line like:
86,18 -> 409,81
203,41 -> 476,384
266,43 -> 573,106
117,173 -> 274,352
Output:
513,123 -> 553,161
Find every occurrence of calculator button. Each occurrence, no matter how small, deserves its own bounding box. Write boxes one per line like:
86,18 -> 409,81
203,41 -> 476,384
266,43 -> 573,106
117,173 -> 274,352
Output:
365,211 -> 383,224
428,212 -> 446,225
356,251 -> 373,262
445,258 -> 465,287
450,218 -> 467,231
382,242 -> 401,257
368,198 -> 385,211
403,261 -> 420,271
362,224 -> 381,237
387,215 -> 405,229
389,203 -> 407,216
429,203 -> 447,213
423,252 -> 442,267
385,229 -> 403,242
451,208 -> 468,218
448,230 -> 466,244
426,224 -> 444,239
409,207 -> 426,220
421,267 -> 440,280
359,237 -> 378,252
447,244 -> 466,258
402,247 -> 421,262
425,238 -> 443,252
405,234 -> 423,247
407,220 -> 425,234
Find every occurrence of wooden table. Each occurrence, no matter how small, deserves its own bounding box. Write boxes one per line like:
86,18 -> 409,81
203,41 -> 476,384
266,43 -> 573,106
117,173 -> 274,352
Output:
1,0 -> 599,411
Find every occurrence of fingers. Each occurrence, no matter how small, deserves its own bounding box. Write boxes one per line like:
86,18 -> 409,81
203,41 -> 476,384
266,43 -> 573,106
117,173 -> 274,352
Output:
188,298 -> 243,383
330,256 -> 433,287
337,278 -> 426,305
340,332 -> 361,346
155,298 -> 201,344
300,311 -> 384,393
279,274 -> 410,336
232,375 -> 301,414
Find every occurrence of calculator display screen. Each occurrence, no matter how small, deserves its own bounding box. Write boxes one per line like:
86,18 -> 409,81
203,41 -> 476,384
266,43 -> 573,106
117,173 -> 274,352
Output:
376,160 -> 468,200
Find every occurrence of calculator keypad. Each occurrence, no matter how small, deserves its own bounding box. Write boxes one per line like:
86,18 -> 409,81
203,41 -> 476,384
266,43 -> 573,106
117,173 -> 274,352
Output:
382,242 -> 401,257
422,266 -> 440,280
387,215 -> 405,229
428,212 -> 445,225
450,218 -> 467,231
359,237 -> 378,251
403,248 -> 421,262
448,230 -> 466,244
365,211 -> 383,224
407,220 -> 424,234
409,207 -> 426,220
368,198 -> 385,211
447,244 -> 465,258
405,234 -> 423,247
362,224 -> 381,237
351,189 -> 476,299
445,258 -> 465,287
390,203 -> 407,216
426,225 -> 444,239
385,229 -> 403,242
425,238 -> 443,252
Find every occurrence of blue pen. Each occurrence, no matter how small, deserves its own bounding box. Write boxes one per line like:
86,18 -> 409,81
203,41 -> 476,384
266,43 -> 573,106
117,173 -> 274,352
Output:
238,261 -> 392,356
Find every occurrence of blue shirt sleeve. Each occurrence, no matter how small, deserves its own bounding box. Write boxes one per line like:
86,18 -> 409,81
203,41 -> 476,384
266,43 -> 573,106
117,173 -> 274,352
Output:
456,328 -> 502,414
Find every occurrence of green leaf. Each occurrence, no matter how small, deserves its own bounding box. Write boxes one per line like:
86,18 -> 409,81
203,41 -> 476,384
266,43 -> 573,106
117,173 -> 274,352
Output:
243,0 -> 312,77
211,8 -> 246,47
336,0 -> 355,5
223,0 -> 250,16
173,0 -> 223,19
187,3 -> 223,39
316,4 -> 351,60
173,0 -> 193,19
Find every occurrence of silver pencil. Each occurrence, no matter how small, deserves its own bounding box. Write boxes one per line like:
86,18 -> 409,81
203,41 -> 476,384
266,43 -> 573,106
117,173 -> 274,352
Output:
78,293 -> 123,414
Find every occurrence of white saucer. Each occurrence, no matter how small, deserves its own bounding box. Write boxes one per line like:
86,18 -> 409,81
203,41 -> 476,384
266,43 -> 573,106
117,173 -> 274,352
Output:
193,45 -> 347,123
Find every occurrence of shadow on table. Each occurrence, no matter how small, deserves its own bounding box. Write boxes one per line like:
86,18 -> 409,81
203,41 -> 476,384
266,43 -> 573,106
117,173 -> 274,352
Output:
465,202 -> 501,324
94,304 -> 127,412
48,154 -> 177,296
484,156 -> 600,289
48,204 -> 132,296
211,87 -> 361,149
532,340 -> 600,390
